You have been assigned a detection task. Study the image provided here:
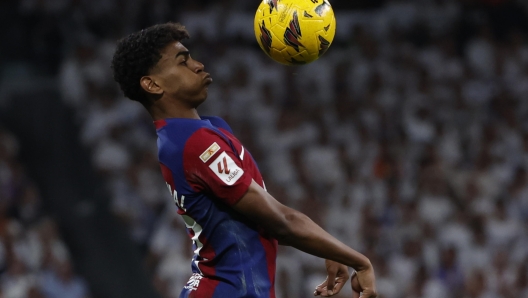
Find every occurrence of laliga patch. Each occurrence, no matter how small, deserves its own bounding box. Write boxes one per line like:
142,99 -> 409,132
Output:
209,152 -> 244,185
200,142 -> 220,163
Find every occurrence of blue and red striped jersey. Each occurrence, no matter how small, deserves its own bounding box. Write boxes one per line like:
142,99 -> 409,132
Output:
154,116 -> 278,298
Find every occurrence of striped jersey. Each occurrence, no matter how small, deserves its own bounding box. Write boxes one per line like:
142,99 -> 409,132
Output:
154,116 -> 277,298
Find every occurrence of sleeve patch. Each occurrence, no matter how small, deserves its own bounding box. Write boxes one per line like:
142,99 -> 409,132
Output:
200,142 -> 220,163
208,152 -> 244,185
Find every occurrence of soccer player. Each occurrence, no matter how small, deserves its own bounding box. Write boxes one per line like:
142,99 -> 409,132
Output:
111,22 -> 377,298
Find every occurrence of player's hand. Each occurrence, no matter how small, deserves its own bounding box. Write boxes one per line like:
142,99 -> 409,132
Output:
354,261 -> 377,298
314,260 -> 349,296
350,271 -> 361,298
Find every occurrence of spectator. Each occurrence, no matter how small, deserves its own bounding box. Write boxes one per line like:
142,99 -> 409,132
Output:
40,259 -> 89,298
0,128 -> 91,297
5,0 -> 528,297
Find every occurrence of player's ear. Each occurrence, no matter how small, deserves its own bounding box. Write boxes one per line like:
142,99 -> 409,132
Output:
140,76 -> 163,95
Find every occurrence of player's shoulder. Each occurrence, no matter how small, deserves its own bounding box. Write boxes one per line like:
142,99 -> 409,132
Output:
201,116 -> 234,134
155,118 -> 208,131
155,118 -> 217,161
154,117 -> 237,163
156,118 -> 214,141
183,126 -> 230,161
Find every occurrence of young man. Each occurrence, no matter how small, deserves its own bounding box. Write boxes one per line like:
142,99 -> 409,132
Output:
111,22 -> 376,298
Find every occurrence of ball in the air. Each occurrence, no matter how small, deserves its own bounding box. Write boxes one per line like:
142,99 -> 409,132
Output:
254,0 -> 336,65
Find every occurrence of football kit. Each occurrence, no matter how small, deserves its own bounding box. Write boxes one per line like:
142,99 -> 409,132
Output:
155,116 -> 278,298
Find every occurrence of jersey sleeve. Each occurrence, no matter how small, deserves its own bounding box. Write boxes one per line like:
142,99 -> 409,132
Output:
182,128 -> 251,206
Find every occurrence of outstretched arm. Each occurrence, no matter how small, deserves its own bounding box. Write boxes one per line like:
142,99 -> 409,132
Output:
232,180 -> 377,297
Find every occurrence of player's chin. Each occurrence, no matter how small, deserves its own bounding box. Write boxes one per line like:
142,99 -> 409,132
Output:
201,87 -> 209,98
198,81 -> 211,95
194,92 -> 208,106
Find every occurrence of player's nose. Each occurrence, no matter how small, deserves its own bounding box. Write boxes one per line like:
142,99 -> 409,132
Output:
193,60 -> 205,73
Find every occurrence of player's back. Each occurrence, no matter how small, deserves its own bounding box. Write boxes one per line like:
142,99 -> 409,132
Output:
155,116 -> 277,298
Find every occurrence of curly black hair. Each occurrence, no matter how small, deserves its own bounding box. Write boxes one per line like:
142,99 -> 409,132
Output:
111,22 -> 190,105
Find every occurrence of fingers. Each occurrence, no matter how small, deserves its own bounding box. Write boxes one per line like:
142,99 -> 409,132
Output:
330,278 -> 345,295
326,268 -> 337,296
314,278 -> 328,296
355,262 -> 377,296
317,261 -> 352,296
351,272 -> 361,293
315,279 -> 349,296
314,279 -> 348,296
352,269 -> 378,298
351,273 -> 361,298
362,290 -> 378,298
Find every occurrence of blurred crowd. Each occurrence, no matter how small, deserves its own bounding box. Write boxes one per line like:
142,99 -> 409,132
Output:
0,128 -> 90,298
5,0 -> 528,297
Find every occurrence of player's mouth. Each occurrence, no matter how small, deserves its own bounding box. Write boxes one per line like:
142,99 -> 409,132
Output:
203,73 -> 213,85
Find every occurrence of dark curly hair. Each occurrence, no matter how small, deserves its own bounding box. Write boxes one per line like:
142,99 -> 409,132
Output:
111,22 -> 190,105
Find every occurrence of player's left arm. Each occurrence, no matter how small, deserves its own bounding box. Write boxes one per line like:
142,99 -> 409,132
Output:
232,180 -> 377,298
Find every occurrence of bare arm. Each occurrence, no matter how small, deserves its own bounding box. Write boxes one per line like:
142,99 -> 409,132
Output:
232,180 -> 372,272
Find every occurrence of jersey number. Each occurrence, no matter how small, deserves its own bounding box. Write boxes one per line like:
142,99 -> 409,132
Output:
217,156 -> 231,174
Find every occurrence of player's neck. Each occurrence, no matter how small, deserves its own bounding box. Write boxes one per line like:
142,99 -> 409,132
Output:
149,101 -> 200,121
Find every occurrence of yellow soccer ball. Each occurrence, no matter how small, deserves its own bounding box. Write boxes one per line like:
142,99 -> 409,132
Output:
254,0 -> 336,65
